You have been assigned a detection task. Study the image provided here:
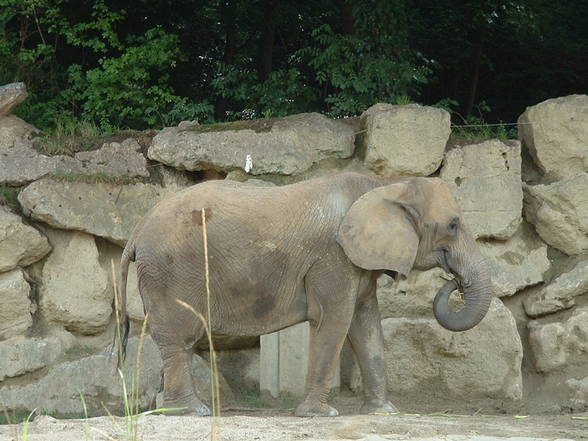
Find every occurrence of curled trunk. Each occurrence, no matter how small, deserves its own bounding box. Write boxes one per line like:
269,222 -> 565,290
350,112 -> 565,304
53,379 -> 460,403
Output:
432,268 -> 492,332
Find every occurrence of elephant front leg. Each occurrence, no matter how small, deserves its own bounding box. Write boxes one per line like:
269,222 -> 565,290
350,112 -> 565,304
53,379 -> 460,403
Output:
160,347 -> 210,416
348,293 -> 398,415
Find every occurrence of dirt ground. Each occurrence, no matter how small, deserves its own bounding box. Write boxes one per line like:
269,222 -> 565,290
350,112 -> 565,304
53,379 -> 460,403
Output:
1,402 -> 586,441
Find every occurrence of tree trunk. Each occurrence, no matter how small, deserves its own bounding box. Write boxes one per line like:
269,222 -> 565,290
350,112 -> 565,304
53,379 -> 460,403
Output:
336,0 -> 354,34
257,0 -> 279,82
464,35 -> 483,118
214,0 -> 238,121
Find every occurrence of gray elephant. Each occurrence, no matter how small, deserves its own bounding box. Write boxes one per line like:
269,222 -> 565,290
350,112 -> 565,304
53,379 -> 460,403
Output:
118,172 -> 492,417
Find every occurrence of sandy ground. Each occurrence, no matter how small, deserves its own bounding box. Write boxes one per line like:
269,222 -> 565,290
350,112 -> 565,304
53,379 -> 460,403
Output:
1,408 -> 586,441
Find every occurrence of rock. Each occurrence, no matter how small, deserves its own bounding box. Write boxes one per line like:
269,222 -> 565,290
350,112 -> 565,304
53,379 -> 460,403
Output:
0,83 -> 27,116
148,113 -> 355,175
567,376 -> 588,408
518,95 -> 588,180
18,177 -> 170,245
376,268 -> 446,320
39,230 -> 112,334
524,173 -> 588,255
210,348 -> 259,394
96,240 -> 145,322
360,103 -> 451,177
73,138 -> 149,178
523,258 -> 588,317
441,139 -> 523,239
0,269 -> 34,340
0,337 -> 161,416
0,116 -> 74,186
528,307 -> 588,373
0,331 -> 75,381
158,165 -> 199,189
382,298 -> 523,400
0,118 -> 149,185
191,352 -> 236,406
479,223 -> 550,297
0,205 -> 51,272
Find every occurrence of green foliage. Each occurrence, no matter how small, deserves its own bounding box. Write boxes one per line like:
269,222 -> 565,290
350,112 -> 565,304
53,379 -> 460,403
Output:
212,66 -> 317,119
0,185 -> 21,212
0,0 -> 586,129
66,28 -> 184,129
444,100 -> 518,140
305,22 -> 428,116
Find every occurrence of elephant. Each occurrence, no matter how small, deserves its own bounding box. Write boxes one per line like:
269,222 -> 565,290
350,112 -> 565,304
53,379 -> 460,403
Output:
117,172 -> 493,417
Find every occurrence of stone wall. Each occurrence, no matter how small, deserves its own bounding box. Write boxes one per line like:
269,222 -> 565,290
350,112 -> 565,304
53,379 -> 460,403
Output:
1,82 -> 587,415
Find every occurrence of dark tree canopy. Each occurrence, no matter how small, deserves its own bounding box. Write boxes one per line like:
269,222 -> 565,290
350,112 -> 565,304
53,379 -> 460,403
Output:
1,0 -> 586,131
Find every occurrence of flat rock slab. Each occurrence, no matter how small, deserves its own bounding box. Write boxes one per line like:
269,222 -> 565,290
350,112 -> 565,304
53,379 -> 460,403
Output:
0,117 -> 149,185
0,82 -> 27,116
18,178 -> 171,245
479,223 -> 550,297
0,413 -> 582,441
441,139 -> 523,240
148,113 -> 355,175
524,173 -> 588,255
524,257 -> 588,317
518,94 -> 588,180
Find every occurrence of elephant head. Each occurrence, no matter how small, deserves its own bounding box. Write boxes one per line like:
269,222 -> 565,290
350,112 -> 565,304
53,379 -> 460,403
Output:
337,177 -> 492,332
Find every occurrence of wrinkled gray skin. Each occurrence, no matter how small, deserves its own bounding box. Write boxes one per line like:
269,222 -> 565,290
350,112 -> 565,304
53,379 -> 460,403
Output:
119,172 -> 492,417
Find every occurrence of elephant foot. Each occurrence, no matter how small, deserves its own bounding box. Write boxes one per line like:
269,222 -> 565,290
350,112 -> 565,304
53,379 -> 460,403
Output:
159,394 -> 211,416
361,400 -> 398,415
295,401 -> 339,417
166,404 -> 211,416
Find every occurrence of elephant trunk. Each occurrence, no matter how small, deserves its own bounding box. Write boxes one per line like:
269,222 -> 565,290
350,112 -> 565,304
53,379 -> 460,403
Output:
432,257 -> 492,332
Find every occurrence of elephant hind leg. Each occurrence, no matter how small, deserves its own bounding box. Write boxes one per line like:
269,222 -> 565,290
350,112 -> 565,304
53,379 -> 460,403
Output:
137,257 -> 210,415
158,344 -> 210,416
295,263 -> 360,417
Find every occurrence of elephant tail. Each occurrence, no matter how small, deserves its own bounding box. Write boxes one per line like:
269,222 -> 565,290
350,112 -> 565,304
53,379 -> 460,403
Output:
114,243 -> 134,369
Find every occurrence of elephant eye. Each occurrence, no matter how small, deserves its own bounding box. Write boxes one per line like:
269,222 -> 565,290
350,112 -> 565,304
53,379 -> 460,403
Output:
448,218 -> 459,233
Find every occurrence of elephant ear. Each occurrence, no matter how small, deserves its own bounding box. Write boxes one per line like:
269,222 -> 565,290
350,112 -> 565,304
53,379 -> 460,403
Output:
336,182 -> 420,277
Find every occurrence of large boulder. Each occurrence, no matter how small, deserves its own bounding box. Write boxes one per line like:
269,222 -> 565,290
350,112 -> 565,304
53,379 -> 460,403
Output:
518,95 -> 588,180
0,115 -> 149,185
72,138 -> 149,178
479,223 -> 550,297
39,230 -> 112,334
376,268 -> 446,320
0,82 -> 27,116
523,258 -> 588,317
440,139 -> 523,239
382,298 -> 522,400
0,331 -> 75,381
0,269 -> 34,340
18,178 -> 170,245
0,337 -> 161,416
524,173 -> 588,255
0,205 -> 51,272
359,103 -> 451,177
528,307 -> 588,373
148,113 -> 355,176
